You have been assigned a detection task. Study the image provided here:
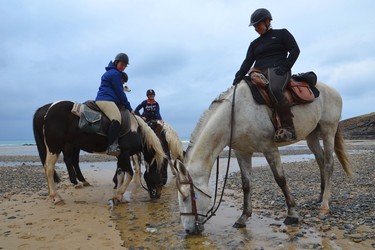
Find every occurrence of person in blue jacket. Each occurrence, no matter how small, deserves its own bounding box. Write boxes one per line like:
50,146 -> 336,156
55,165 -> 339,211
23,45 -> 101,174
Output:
134,89 -> 163,128
233,8 -> 300,142
95,53 -> 134,156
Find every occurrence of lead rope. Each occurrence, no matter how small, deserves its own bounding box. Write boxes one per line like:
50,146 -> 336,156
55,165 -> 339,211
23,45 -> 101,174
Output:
203,83 -> 237,224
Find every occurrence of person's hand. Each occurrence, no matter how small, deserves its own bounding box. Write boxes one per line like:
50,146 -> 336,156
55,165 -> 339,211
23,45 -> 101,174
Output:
233,76 -> 243,85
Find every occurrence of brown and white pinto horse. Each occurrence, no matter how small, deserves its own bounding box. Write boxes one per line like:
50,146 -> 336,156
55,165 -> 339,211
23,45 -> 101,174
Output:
33,101 -> 165,205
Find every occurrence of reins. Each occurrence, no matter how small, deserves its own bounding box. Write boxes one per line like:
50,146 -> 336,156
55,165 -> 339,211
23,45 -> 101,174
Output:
202,83 -> 237,224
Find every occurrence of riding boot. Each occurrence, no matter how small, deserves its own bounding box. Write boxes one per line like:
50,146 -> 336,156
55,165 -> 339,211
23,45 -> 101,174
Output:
107,120 -> 121,156
274,102 -> 296,142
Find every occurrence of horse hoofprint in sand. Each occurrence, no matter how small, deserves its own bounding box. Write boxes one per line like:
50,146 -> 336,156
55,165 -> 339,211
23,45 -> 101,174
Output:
175,81 -> 352,234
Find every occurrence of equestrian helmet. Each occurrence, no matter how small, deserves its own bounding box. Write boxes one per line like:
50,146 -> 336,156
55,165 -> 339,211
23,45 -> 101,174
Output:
146,89 -> 155,96
114,53 -> 129,65
249,8 -> 272,26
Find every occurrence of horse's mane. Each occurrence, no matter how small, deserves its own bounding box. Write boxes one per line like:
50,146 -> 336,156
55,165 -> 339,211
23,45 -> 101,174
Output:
158,121 -> 184,160
134,115 -> 166,168
187,87 -> 233,155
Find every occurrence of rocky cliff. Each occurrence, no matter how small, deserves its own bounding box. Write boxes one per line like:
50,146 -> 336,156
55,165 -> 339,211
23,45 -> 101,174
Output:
339,112 -> 375,139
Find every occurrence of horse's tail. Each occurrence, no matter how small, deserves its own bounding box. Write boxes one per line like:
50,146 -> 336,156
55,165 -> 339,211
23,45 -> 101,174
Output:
135,116 -> 166,169
162,122 -> 184,160
33,104 -> 61,183
334,125 -> 352,177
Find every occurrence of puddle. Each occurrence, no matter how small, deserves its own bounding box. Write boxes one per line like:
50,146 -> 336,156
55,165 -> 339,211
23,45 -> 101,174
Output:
111,162 -> 328,249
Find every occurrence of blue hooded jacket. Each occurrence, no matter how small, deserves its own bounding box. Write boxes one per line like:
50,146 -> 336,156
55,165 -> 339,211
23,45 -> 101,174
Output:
95,61 -> 133,111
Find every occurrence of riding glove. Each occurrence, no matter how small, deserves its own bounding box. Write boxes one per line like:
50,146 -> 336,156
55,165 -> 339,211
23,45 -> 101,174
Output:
232,75 -> 243,85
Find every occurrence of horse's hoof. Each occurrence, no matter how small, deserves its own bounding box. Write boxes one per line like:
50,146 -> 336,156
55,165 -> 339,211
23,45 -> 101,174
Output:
112,198 -> 121,206
232,222 -> 246,228
54,199 -> 65,205
284,216 -> 299,225
83,181 -> 91,187
74,183 -> 84,189
319,208 -> 329,218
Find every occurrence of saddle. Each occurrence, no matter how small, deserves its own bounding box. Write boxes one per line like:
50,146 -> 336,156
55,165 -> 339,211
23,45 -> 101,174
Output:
245,69 -> 320,108
71,101 -> 131,136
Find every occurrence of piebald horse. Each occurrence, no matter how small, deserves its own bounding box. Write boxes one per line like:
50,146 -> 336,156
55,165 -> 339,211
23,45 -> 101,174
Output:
114,120 -> 184,192
175,81 -> 352,234
33,101 -> 165,204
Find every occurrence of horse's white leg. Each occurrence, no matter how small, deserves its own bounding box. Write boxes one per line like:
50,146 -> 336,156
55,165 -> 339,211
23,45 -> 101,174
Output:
306,128 -> 325,203
44,151 -> 64,204
132,155 -> 142,185
264,149 -> 298,225
318,123 -> 337,212
114,172 -> 133,201
233,151 -> 253,228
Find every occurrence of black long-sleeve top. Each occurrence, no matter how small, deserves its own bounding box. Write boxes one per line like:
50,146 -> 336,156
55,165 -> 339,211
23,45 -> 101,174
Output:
235,28 -> 300,78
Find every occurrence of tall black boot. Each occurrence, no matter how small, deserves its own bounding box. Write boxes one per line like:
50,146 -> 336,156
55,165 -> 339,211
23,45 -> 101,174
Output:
107,120 -> 121,156
274,103 -> 296,142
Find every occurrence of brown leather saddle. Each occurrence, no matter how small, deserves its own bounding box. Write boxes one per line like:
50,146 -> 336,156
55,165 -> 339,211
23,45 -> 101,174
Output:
73,101 -> 131,136
245,68 -> 320,108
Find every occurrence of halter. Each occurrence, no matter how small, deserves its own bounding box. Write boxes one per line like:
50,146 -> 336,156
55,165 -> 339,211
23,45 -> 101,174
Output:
177,83 -> 238,232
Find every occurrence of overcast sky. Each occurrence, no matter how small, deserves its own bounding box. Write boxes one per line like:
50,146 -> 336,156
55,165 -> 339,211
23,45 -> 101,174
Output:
1,0 -> 374,141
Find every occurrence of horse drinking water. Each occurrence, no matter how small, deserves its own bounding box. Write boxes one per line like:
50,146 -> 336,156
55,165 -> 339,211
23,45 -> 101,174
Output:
33,101 -> 166,204
175,81 -> 352,234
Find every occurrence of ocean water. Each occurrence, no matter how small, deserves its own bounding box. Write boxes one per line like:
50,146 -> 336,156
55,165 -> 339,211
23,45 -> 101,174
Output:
0,139 -> 309,157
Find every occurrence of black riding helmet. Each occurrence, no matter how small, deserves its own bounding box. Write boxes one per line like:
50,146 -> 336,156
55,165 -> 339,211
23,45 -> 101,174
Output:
146,89 -> 155,96
114,53 -> 129,65
249,8 -> 272,26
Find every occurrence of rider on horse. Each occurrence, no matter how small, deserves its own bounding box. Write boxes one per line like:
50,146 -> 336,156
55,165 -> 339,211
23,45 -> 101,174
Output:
233,8 -> 300,142
135,89 -> 163,130
95,53 -> 134,156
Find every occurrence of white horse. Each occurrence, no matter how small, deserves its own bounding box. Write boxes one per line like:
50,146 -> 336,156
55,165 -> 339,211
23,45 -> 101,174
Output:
175,81 -> 352,234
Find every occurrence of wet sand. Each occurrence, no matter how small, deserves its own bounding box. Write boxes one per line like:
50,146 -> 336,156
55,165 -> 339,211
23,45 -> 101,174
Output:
0,140 -> 374,249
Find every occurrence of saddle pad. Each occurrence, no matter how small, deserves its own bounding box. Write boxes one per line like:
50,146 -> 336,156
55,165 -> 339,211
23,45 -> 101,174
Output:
78,106 -> 102,134
72,101 -> 132,136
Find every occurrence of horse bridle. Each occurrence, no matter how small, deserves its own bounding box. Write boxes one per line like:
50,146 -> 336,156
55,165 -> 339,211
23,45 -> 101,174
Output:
176,170 -> 212,231
177,83 -> 238,230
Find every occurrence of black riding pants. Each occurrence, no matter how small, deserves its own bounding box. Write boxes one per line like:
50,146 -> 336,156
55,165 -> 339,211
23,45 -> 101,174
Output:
267,67 -> 291,104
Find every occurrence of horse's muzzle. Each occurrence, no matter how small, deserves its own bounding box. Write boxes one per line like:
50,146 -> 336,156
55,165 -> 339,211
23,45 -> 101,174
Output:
185,222 -> 204,235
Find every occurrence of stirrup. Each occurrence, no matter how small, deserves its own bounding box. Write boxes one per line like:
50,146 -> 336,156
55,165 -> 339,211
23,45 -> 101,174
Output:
107,144 -> 120,157
274,128 -> 296,142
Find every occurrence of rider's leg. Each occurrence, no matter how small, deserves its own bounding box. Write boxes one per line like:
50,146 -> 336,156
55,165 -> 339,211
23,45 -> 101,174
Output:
107,120 -> 121,156
267,68 -> 296,142
95,101 -> 122,156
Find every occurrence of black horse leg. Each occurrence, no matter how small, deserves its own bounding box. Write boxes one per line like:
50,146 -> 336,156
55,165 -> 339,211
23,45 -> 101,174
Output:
63,145 -> 79,185
71,147 -> 88,184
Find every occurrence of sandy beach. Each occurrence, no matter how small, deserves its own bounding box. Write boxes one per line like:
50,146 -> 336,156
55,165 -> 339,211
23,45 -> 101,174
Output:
0,140 -> 374,249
